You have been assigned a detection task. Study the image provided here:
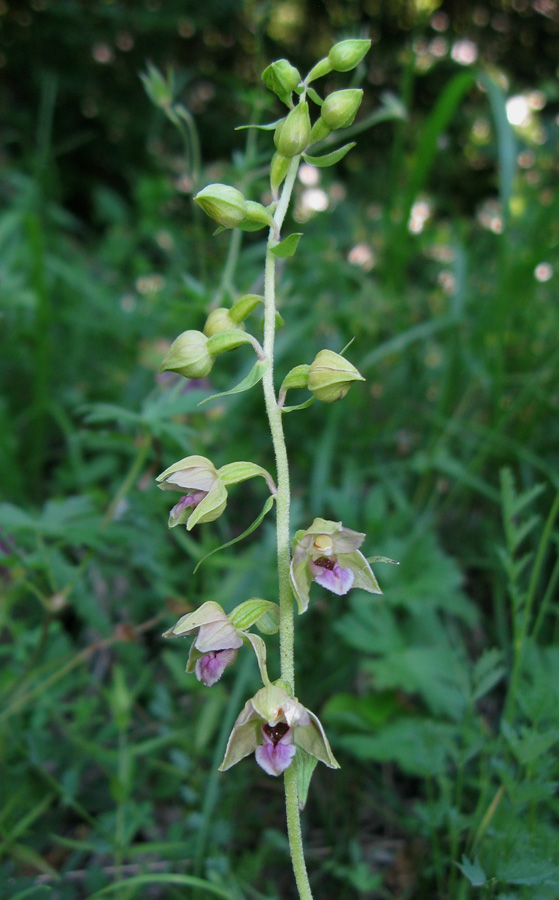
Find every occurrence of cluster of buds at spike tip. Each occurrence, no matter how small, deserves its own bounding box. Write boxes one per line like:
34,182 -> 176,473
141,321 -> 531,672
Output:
290,518 -> 382,613
163,599 -> 278,686
156,456 -> 276,531
219,684 -> 339,777
194,184 -> 275,232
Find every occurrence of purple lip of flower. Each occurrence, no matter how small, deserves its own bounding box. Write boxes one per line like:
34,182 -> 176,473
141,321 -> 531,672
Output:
195,648 -> 237,686
255,723 -> 296,776
169,490 -> 208,520
309,556 -> 355,595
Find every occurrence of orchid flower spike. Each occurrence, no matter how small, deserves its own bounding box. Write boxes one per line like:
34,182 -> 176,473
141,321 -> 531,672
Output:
156,455 -> 228,530
290,518 -> 382,613
219,684 -> 339,777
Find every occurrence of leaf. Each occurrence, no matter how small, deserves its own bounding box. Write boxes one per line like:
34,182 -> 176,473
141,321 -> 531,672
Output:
270,232 -> 303,258
281,397 -> 315,414
293,748 -> 318,810
235,118 -> 283,131
198,359 -> 267,406
367,555 -> 399,565
456,856 -> 487,887
193,495 -> 275,573
471,648 -> 506,702
302,142 -> 356,167
87,874 -> 235,899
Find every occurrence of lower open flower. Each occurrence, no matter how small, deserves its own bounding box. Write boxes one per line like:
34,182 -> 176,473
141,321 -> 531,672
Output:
219,684 -> 339,777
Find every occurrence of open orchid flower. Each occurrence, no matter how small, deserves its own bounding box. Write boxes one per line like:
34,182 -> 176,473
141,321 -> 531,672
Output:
219,684 -> 339,777
163,599 -> 277,687
156,455 -> 228,531
290,518 -> 382,613
163,601 -> 243,686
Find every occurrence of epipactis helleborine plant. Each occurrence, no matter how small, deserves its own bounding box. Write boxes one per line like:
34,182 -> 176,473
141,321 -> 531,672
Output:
146,37 -> 399,900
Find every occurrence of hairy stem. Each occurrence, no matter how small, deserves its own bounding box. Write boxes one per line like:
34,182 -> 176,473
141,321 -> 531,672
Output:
261,155 -> 313,899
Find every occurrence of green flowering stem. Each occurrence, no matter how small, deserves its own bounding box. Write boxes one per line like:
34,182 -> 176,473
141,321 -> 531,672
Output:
262,154 -> 313,899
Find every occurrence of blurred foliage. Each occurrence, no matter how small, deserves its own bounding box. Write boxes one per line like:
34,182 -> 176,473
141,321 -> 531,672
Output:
1,1 -> 559,899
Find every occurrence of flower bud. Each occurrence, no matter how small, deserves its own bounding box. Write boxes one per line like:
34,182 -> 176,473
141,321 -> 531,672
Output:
194,183 -> 247,228
159,330 -> 214,379
308,349 -> 365,403
140,62 -> 173,110
328,39 -> 371,72
274,102 -> 311,158
203,308 -> 245,338
262,59 -> 301,104
320,89 -> 363,131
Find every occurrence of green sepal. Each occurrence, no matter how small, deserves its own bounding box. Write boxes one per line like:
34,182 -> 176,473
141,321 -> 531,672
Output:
193,494 -> 276,573
282,397 -> 315,414
206,329 -> 258,357
270,232 -> 303,258
217,460 -> 274,489
242,631 -> 270,685
306,87 -> 323,107
303,142 -> 356,168
235,118 -> 284,132
294,709 -> 340,769
230,293 -> 264,323
197,359 -> 267,407
367,555 -> 400,566
293,747 -> 318,810
230,599 -> 280,635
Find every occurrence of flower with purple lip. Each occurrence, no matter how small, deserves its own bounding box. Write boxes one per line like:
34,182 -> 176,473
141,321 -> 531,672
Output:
163,601 -> 243,686
219,684 -> 339,777
290,518 -> 382,613
156,455 -> 228,530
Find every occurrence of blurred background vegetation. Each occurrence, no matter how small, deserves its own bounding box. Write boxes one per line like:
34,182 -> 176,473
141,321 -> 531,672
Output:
1,1 -> 559,898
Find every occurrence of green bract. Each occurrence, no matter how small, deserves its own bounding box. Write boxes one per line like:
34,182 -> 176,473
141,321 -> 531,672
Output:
194,183 -> 247,228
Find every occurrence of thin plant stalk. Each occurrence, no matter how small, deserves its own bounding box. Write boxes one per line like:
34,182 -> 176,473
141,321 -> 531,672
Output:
261,155 -> 313,898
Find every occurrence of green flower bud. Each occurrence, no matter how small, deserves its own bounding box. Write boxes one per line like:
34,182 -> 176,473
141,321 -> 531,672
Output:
274,102 -> 311,158
140,62 -> 173,110
194,183 -> 247,228
160,330 -> 214,379
328,39 -> 371,72
320,89 -> 363,131
262,59 -> 301,104
308,349 -> 365,402
203,308 -> 245,338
